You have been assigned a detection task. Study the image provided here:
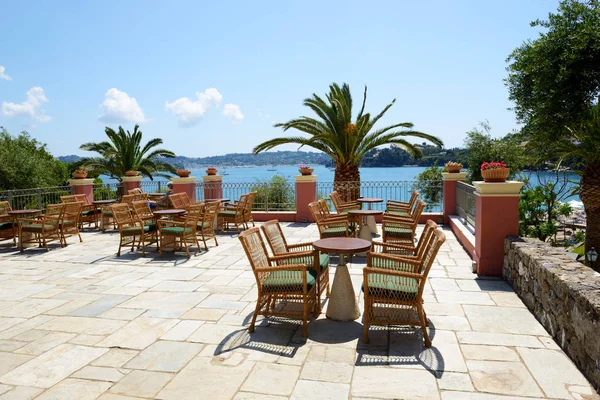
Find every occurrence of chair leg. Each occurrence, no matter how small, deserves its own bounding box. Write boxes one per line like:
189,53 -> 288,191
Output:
159,234 -> 163,256
302,297 -> 309,337
418,304 -> 431,347
117,236 -> 123,256
249,296 -> 261,333
182,237 -> 190,258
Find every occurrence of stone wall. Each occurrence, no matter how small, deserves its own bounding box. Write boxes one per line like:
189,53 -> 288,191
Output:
504,237 -> 600,391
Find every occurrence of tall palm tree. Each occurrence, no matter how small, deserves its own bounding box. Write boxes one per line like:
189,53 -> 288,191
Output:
79,125 -> 176,181
558,101 -> 600,266
253,83 -> 443,200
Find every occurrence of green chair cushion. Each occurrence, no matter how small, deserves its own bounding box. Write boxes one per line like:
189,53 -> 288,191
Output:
361,274 -> 419,300
321,226 -> 354,238
197,221 -> 211,229
21,223 -> 57,233
218,210 -> 237,217
371,256 -> 416,273
287,254 -> 329,272
81,210 -> 100,216
384,226 -> 413,237
0,221 -> 15,230
387,210 -> 409,216
122,225 -> 154,235
262,270 -> 316,293
102,211 -> 114,217
161,226 -> 193,236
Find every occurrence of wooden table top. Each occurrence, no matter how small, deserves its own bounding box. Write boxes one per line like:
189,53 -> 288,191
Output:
204,198 -> 230,202
356,198 -> 383,203
347,209 -> 383,216
312,238 -> 372,254
8,209 -> 42,215
92,199 -> 117,205
153,209 -> 186,216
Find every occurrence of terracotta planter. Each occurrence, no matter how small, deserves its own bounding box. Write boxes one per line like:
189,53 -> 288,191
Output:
299,168 -> 314,176
177,169 -> 191,178
445,162 -> 463,173
125,170 -> 138,177
482,168 -> 510,182
206,169 -> 217,176
72,171 -> 87,179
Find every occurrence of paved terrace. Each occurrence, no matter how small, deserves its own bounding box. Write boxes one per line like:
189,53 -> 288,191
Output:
0,223 -> 597,400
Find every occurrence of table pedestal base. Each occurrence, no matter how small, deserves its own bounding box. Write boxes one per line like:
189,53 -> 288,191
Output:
366,216 -> 378,234
326,255 -> 360,321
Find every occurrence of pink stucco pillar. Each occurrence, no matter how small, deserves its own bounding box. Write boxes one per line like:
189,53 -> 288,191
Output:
474,181 -> 523,276
202,175 -> 223,200
69,178 -> 95,203
442,172 -> 467,225
121,176 -> 142,193
295,175 -> 317,223
172,176 -> 197,202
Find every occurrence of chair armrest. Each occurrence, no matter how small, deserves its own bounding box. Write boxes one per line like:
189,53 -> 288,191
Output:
371,241 -> 416,254
323,215 -> 348,223
255,264 -> 308,273
19,218 -> 41,225
286,242 -> 314,252
269,250 -> 316,264
367,252 -> 421,273
363,266 -> 422,281
382,214 -> 414,223
157,220 -> 185,228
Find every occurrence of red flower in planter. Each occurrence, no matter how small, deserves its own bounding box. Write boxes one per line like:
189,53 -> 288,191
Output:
481,161 -> 507,171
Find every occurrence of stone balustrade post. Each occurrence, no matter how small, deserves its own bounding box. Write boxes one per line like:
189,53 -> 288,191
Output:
69,178 -> 95,203
295,175 -> 317,223
442,172 -> 467,224
474,181 -> 523,276
202,175 -> 223,201
172,177 -> 197,202
121,176 -> 142,194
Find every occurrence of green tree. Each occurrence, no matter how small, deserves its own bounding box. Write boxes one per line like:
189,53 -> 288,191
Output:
506,0 -> 600,256
253,83 -> 443,200
0,127 -> 69,190
463,122 -> 527,182
414,165 -> 443,211
79,125 -> 176,181
250,174 -> 295,211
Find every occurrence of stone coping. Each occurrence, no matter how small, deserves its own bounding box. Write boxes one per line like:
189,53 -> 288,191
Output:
201,175 -> 222,183
172,177 -> 197,184
121,176 -> 142,182
68,178 -> 94,186
473,181 -> 524,196
442,172 -> 467,181
294,175 -> 317,182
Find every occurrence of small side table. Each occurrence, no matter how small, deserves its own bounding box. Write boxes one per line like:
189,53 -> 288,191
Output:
312,237 -> 372,321
356,198 -> 383,234
347,210 -> 383,252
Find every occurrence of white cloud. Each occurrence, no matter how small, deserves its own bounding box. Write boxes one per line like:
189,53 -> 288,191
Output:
223,103 -> 244,122
0,66 -> 11,81
165,88 -> 223,127
99,88 -> 146,123
2,86 -> 51,122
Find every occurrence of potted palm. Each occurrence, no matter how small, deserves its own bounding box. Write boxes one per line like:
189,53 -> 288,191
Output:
298,164 -> 314,176
481,161 -> 509,182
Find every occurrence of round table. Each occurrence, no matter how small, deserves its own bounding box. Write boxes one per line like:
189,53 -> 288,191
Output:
8,209 -> 42,246
153,209 -> 186,218
93,200 -> 117,230
312,238 -> 372,321
205,198 -> 230,203
347,209 -> 384,243
356,198 -> 383,234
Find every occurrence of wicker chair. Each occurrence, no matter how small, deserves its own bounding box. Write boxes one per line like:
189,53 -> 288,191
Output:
112,203 -> 156,256
242,191 -> 257,228
0,201 -> 15,243
158,203 -> 203,257
128,188 -> 144,195
61,194 -> 97,228
363,228 -> 446,346
60,201 -> 83,245
381,200 -> 426,245
261,219 -> 330,302
168,193 -> 187,209
131,200 -> 158,231
329,190 -> 361,214
197,201 -> 219,249
372,220 -> 438,259
239,227 -> 319,337
308,201 -> 352,238
19,204 -> 64,252
218,194 -> 248,233
385,190 -> 419,217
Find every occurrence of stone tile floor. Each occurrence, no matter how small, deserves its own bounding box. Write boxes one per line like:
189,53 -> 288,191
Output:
0,223 -> 597,400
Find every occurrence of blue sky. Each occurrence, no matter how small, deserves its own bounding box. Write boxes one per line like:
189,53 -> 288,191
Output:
0,0 -> 559,158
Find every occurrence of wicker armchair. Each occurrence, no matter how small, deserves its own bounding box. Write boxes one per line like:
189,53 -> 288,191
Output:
168,193 -> 186,209
128,188 -> 144,195
243,191 -> 257,228
19,204 -> 64,252
60,201 -> 83,245
261,219 -> 330,302
158,203 -> 203,257
112,203 -> 156,256
131,200 -> 158,231
61,194 -> 97,228
218,194 -> 248,233
198,201 -> 219,249
329,190 -> 361,214
363,228 -> 446,346
381,200 -> 426,245
308,201 -> 352,238
372,220 -> 438,259
386,190 -> 419,217
0,201 -> 15,243
239,227 -> 319,337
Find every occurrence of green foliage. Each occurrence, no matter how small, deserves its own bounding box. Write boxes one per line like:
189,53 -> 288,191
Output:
414,165 -> 443,211
464,122 -> 528,182
250,174 -> 295,211
79,125 -> 177,181
574,230 -> 586,244
253,82 -> 443,172
0,127 -> 70,190
506,0 -> 600,146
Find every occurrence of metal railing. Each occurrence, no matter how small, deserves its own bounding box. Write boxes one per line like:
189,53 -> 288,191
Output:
196,181 -> 296,211
316,180 -> 443,212
456,181 -> 476,227
0,186 -> 72,210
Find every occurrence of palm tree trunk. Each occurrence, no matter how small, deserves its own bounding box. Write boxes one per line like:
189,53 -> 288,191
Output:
334,164 -> 360,201
580,163 -> 600,271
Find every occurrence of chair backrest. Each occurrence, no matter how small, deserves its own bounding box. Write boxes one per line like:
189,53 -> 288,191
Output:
0,201 -> 12,219
44,203 -> 65,225
61,194 -> 88,205
239,227 -> 271,271
415,220 -> 438,260
184,203 -> 204,229
261,219 -> 288,255
308,201 -> 324,223
133,192 -> 148,201
111,203 -> 137,228
408,190 -> 419,209
317,199 -> 332,217
411,200 -> 426,222
245,192 -> 257,212
62,202 -> 83,224
329,191 -> 343,212
235,194 -> 249,214
180,193 -> 192,207
131,200 -> 154,221
170,193 -> 186,209
120,194 -> 136,205
128,188 -> 144,195
201,201 -> 220,228
417,229 -> 446,294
